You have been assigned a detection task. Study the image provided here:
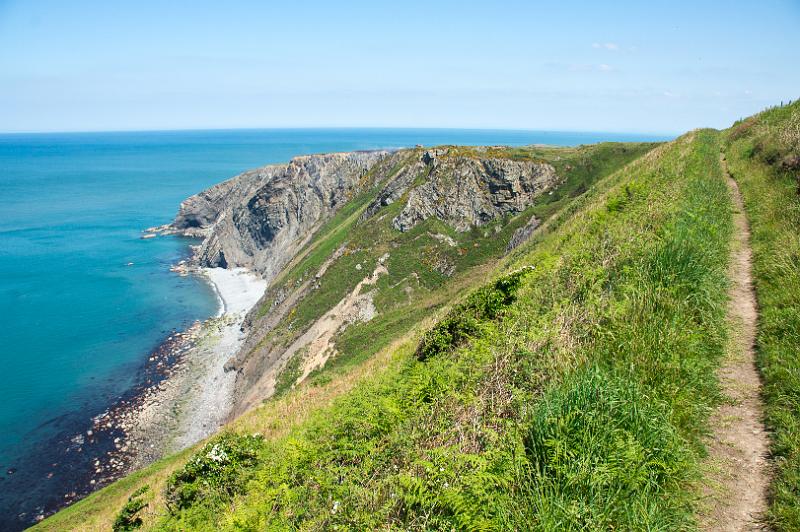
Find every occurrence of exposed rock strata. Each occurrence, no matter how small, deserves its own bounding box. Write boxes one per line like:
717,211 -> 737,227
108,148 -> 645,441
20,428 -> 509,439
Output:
176,151 -> 392,281
507,215 -> 541,251
392,150 -> 559,232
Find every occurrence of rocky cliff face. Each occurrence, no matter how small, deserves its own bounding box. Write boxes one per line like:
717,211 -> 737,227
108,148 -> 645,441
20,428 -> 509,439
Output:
391,150 -> 559,232
172,151 -> 392,280
173,148 -> 559,283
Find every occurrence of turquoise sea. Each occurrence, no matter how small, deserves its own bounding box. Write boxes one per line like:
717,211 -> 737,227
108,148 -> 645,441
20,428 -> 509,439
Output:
0,128 -> 670,528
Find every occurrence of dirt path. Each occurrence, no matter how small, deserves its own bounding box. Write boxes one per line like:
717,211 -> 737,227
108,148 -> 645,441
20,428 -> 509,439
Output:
702,154 -> 770,530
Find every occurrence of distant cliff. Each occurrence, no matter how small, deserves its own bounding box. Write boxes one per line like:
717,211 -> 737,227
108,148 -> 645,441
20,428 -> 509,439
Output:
170,147 -> 561,284
172,151 -> 392,281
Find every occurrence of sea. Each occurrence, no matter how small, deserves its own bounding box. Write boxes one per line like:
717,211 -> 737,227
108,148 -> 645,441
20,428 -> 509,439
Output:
0,128 -> 670,528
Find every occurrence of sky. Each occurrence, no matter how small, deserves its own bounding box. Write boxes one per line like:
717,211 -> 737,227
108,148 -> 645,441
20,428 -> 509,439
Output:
0,0 -> 798,134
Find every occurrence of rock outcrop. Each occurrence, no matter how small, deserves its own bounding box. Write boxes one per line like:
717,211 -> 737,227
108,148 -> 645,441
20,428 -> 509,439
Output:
172,151 -> 392,281
391,150 -> 560,232
173,148 -> 560,282
507,215 -> 541,251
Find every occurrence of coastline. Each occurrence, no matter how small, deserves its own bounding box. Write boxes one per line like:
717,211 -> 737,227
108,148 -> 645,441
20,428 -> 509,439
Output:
4,264 -> 268,527
119,266 -> 267,469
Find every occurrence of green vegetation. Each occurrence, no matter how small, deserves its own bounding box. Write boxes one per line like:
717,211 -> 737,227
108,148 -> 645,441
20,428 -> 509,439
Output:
54,115 -> 800,530
273,346 -> 306,397
165,434 -> 264,514
416,266 -> 532,360
112,486 -> 149,531
253,142 -> 656,381
59,130 -> 733,530
723,100 -> 800,530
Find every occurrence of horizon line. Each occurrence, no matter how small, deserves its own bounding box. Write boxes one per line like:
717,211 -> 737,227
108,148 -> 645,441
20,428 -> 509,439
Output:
0,125 -> 680,138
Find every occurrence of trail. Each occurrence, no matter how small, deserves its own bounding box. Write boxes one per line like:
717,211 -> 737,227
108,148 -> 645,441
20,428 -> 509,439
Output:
703,153 -> 770,530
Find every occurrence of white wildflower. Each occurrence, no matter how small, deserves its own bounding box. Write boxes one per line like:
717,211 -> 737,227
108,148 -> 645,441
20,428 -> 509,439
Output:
206,444 -> 229,463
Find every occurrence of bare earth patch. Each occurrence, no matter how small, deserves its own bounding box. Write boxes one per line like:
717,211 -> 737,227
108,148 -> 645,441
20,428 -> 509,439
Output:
702,155 -> 770,530
243,256 -> 389,403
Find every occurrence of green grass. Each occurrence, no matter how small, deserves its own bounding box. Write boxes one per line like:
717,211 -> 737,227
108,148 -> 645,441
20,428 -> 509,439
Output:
723,99 -> 800,530
109,130 -> 734,530
113,486 -> 149,531
273,346 -> 307,397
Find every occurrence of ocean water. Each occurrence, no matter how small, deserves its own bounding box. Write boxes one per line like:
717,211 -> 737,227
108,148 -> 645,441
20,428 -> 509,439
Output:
0,128 -> 670,527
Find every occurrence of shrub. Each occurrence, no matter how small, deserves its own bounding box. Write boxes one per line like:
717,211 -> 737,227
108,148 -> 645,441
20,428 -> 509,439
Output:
165,433 -> 264,513
112,485 -> 149,531
415,267 -> 532,360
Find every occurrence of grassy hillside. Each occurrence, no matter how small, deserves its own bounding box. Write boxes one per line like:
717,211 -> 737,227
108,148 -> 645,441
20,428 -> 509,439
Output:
243,142 -> 656,398
36,140 -> 660,531
722,100 -> 800,530
137,130 -> 733,531
37,124 -> 746,530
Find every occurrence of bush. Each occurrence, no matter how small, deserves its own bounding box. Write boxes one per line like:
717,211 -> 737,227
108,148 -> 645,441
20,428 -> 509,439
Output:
165,433 -> 264,513
415,267 -> 532,360
112,485 -> 149,531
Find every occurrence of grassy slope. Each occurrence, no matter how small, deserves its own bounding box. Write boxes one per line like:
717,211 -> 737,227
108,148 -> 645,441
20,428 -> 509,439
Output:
39,129 -> 738,530
141,130 -> 731,530
263,142 -> 656,391
35,141 -> 685,531
722,100 -> 800,530
31,335 -> 414,531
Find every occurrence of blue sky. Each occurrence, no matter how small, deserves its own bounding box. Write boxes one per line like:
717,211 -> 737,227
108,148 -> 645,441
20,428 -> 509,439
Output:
0,0 -> 798,134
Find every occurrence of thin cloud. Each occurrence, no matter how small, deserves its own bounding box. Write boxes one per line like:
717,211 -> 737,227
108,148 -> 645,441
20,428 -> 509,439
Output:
592,42 -> 619,51
543,61 -> 615,73
568,63 -> 615,73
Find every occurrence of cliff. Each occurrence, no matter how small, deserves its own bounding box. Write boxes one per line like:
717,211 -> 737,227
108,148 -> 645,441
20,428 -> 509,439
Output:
167,143 -> 651,416
172,151 -> 393,280
171,148 -> 561,282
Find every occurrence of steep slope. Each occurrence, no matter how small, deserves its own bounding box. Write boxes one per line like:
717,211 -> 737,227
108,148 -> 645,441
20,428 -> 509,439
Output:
168,143 -> 654,416
91,130 -> 732,530
721,100 -> 800,530
34,141 -> 656,530
171,150 -> 393,278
